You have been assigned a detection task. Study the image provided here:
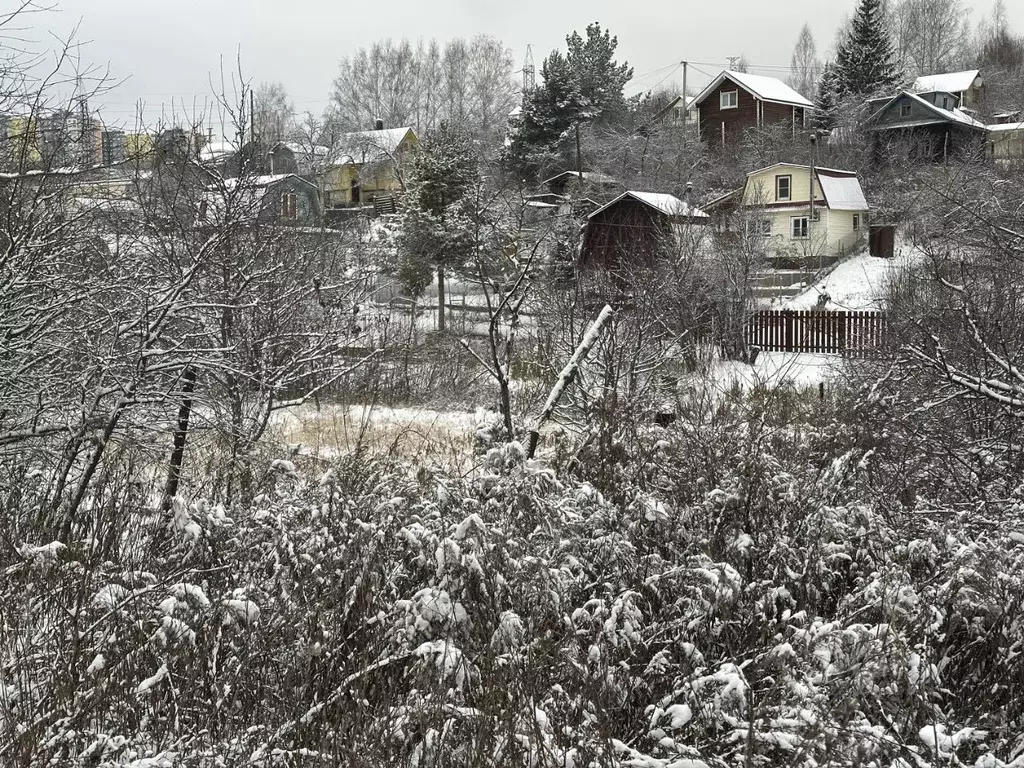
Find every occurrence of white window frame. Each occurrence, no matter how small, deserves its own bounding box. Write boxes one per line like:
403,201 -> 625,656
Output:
281,191 -> 298,219
720,90 -> 738,110
853,213 -> 860,231
791,216 -> 809,240
776,175 -> 792,202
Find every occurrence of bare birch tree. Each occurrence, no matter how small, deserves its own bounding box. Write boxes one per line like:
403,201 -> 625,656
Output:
892,0 -> 973,76
330,35 -> 515,140
788,24 -> 822,100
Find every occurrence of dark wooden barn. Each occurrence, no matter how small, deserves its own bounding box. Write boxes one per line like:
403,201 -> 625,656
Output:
579,191 -> 709,272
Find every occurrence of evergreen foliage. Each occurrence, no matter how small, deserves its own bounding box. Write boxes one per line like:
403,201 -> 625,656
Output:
565,22 -> 634,124
510,22 -> 632,166
813,61 -> 843,133
834,0 -> 901,98
396,122 -> 479,300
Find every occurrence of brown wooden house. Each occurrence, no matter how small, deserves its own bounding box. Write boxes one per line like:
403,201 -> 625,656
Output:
692,70 -> 815,148
579,190 -> 709,272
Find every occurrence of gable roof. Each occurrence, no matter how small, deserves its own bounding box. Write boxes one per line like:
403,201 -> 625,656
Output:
543,170 -> 619,186
868,90 -> 986,130
202,173 -> 317,223
336,126 -> 415,166
588,190 -> 709,220
652,94 -> 698,122
693,70 -> 815,110
913,70 -> 981,95
815,171 -> 868,211
742,164 -> 868,212
747,162 -> 857,178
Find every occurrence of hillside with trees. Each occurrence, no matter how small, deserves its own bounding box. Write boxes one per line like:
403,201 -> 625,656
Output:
3,2 -> 1024,767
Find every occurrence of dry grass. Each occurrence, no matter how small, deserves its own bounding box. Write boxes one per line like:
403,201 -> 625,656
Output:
268,402 -> 485,466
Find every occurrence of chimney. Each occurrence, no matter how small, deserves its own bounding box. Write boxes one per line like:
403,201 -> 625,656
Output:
374,118 -> 384,131
683,182 -> 693,207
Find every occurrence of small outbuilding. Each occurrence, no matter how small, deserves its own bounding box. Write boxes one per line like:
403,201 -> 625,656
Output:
579,190 -> 709,271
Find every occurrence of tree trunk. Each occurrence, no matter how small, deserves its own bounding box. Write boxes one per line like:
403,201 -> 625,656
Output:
161,366 -> 197,513
437,264 -> 446,332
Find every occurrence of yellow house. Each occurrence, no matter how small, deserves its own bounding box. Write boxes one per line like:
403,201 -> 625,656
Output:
733,163 -> 869,264
323,126 -> 417,208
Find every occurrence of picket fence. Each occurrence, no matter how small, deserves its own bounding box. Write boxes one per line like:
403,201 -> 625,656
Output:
745,309 -> 888,356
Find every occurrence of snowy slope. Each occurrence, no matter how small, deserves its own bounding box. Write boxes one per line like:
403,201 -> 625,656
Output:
782,249 -> 917,311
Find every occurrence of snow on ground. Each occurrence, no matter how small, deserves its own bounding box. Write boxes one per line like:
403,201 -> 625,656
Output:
708,351 -> 842,393
781,247 -> 919,312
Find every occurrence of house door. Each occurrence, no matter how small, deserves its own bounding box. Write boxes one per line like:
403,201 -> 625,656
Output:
351,181 -> 361,204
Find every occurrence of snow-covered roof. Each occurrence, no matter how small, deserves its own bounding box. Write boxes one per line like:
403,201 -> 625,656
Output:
912,70 -> 981,95
200,139 -> 237,163
335,126 -> 415,166
987,121 -> 1024,133
747,162 -> 857,178
273,141 -> 330,158
869,91 -> 986,130
693,70 -> 815,109
201,173 -> 316,224
221,173 -> 310,190
904,91 -> 985,128
543,170 -> 619,186
588,190 -> 709,220
816,173 -> 868,212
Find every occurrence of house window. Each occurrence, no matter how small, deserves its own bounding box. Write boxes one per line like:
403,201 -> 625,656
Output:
900,102 -> 912,118
746,218 -> 772,237
791,216 -> 809,239
776,175 -> 792,202
720,90 -> 738,109
941,96 -> 950,109
281,191 -> 298,219
853,213 -> 860,231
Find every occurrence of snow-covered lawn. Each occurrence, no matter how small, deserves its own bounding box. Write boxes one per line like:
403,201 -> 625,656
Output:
780,247 -> 918,312
708,351 -> 843,392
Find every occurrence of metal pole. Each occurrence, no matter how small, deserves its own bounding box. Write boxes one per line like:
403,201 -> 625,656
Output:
681,60 -> 688,139
809,133 -> 818,269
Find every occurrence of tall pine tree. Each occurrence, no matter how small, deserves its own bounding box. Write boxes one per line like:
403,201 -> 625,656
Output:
835,0 -> 901,98
397,122 -> 480,332
509,23 -> 632,168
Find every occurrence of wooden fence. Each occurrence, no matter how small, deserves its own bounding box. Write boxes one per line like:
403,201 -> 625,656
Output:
745,309 -> 888,356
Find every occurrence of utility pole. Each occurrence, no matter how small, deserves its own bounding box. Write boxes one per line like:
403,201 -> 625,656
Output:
681,60 -> 688,146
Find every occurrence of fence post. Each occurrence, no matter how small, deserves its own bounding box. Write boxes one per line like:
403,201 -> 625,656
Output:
784,310 -> 794,352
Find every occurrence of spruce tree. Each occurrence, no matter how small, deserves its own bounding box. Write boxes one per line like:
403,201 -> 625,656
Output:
813,62 -> 842,133
835,0 -> 901,98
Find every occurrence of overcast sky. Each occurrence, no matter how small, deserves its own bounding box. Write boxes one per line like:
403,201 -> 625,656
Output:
41,0 -> 1020,129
